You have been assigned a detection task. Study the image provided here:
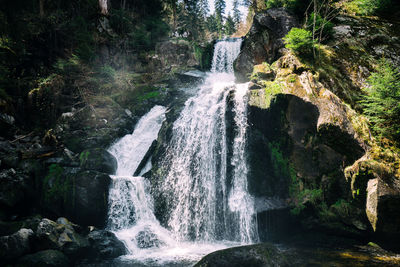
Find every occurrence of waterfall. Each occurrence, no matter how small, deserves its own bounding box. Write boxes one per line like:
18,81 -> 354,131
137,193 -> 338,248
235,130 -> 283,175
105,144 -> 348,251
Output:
160,38 -> 258,243
107,38 -> 258,265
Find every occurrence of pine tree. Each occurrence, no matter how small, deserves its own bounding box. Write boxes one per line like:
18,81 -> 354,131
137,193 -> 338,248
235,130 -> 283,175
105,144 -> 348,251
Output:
233,0 -> 241,26
214,0 -> 226,38
225,13 -> 236,36
361,59 -> 400,143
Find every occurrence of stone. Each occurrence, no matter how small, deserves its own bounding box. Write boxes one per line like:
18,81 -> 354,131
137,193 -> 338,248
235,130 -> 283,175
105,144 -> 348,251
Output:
194,243 -> 290,267
136,228 -> 164,249
87,230 -> 126,259
366,177 -> 400,235
66,171 -> 111,227
0,228 -> 34,261
79,148 -> 117,174
0,169 -> 33,216
35,218 -> 89,260
234,8 -> 298,82
17,249 -> 69,267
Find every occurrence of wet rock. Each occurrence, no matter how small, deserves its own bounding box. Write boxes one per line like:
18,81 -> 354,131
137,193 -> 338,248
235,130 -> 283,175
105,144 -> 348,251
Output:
195,243 -> 290,267
87,230 -> 126,259
0,169 -> 33,216
66,171 -> 111,227
136,228 -> 164,249
0,228 -> 34,261
35,218 -> 89,259
17,249 -> 69,267
79,148 -> 117,174
234,8 -> 298,82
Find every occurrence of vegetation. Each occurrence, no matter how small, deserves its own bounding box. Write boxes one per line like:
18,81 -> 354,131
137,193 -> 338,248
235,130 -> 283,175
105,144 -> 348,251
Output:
283,28 -> 315,57
342,0 -> 395,16
361,59 -> 400,144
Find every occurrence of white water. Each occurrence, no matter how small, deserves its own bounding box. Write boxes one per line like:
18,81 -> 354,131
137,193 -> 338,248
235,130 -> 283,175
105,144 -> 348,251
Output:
160,39 -> 258,244
107,38 -> 258,265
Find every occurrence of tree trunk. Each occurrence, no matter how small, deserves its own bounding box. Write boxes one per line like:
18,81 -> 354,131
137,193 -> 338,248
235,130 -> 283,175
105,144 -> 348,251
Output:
99,0 -> 108,15
39,0 -> 44,18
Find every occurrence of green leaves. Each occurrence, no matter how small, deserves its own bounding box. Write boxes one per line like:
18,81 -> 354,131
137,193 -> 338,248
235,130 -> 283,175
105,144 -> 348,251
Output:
283,28 -> 315,57
360,59 -> 400,144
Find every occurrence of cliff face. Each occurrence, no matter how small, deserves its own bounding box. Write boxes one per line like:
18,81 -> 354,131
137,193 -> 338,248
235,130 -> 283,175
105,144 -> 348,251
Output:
240,8 -> 400,249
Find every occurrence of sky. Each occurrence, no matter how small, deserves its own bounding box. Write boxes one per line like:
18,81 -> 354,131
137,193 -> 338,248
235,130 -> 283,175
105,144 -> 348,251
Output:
208,0 -> 248,19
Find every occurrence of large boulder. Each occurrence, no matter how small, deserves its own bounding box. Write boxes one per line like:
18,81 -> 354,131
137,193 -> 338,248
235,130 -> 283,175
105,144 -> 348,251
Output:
0,228 -> 34,261
87,230 -> 126,259
66,171 -> 112,227
195,243 -> 290,267
17,249 -> 69,267
79,148 -> 117,174
234,8 -> 298,82
0,169 -> 34,217
35,218 -> 89,259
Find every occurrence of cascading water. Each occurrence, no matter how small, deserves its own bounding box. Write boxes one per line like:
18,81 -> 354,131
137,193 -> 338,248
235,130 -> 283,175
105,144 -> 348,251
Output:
107,38 -> 258,265
160,39 -> 258,244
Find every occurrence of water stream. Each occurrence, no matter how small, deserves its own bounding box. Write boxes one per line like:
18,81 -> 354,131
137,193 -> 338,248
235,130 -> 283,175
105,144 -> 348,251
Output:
107,38 -> 258,266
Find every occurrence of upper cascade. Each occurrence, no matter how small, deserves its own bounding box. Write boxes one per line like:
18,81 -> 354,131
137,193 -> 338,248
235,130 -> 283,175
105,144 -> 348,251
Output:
211,38 -> 242,74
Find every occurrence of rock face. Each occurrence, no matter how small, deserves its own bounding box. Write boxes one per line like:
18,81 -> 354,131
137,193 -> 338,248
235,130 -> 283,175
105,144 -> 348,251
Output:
66,171 -> 111,227
152,40 -> 199,73
195,243 -> 290,267
0,228 -> 34,261
234,8 -> 298,82
79,148 -> 117,175
35,218 -> 89,259
87,230 -> 126,259
17,249 -> 69,267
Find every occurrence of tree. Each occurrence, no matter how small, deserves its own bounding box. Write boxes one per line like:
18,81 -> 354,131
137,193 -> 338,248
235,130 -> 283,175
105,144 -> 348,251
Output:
99,0 -> 109,15
214,0 -> 226,38
233,0 -> 241,26
225,14 -> 236,36
361,59 -> 400,143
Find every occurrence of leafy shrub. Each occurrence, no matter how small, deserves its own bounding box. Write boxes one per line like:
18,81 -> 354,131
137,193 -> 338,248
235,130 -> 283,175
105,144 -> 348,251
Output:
283,28 -> 315,57
361,59 -> 400,144
344,0 -> 392,16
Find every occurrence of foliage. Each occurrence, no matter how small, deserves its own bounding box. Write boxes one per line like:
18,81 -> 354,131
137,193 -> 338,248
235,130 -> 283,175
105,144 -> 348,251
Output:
224,15 -> 236,36
43,164 -> 70,203
265,0 -> 312,16
343,0 -> 393,16
360,59 -> 400,144
283,28 -> 315,57
306,12 -> 334,41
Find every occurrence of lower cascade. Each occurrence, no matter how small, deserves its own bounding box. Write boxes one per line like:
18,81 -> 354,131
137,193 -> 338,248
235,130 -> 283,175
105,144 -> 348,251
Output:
107,38 -> 259,265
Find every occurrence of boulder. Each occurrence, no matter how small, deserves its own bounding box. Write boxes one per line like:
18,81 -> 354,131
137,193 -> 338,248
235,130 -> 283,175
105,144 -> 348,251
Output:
234,8 -> 298,82
136,228 -> 164,249
87,230 -> 126,259
0,228 -> 34,261
66,171 -> 111,227
35,218 -> 89,259
194,243 -> 290,267
0,169 -> 33,217
79,148 -> 117,174
17,249 -> 69,267
366,177 -> 400,237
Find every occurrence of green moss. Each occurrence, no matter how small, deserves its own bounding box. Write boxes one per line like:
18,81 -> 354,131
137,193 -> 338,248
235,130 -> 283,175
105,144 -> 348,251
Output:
138,91 -> 160,102
43,164 -> 70,204
262,81 -> 284,108
79,151 -> 90,163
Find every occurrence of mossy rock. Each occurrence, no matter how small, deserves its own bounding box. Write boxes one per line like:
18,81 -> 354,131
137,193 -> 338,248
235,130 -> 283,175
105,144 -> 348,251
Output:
195,243 -> 290,267
79,148 -> 117,175
17,250 -> 69,267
